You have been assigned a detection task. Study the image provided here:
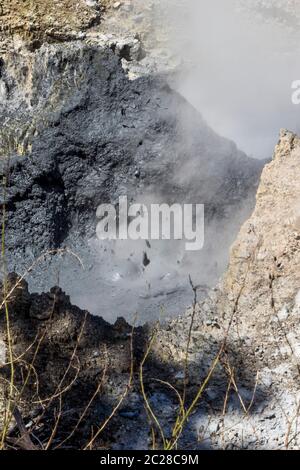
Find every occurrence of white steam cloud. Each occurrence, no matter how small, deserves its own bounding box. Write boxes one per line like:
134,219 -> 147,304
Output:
166,0 -> 300,158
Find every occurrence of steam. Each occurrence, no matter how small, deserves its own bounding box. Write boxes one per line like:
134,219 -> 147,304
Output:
166,0 -> 300,158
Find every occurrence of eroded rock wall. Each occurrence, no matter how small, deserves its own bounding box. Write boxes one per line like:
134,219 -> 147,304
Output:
153,130 -> 300,449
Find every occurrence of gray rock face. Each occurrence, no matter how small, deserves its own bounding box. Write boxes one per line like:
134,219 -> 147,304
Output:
0,33 -> 264,324
0,41 -> 263,266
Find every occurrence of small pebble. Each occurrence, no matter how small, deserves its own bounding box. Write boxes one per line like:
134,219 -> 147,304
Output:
113,1 -> 122,9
